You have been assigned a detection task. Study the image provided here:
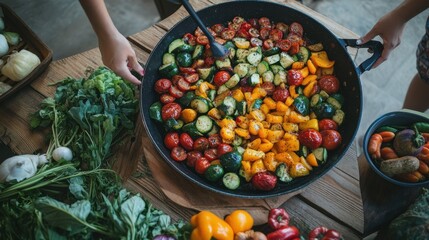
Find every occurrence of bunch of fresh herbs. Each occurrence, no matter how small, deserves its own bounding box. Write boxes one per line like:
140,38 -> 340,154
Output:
0,67 -> 190,239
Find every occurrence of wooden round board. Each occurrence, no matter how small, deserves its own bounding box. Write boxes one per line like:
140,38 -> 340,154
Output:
142,136 -> 302,225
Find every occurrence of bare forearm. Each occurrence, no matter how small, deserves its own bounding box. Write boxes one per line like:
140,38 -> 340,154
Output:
394,0 -> 429,23
79,0 -> 119,38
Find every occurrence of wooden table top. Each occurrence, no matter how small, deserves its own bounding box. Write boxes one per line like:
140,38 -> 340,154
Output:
0,1 -> 419,239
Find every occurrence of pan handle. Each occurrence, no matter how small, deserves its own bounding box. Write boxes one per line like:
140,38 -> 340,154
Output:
339,39 -> 383,76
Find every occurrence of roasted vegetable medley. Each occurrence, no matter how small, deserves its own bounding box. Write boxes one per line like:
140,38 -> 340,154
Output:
149,16 -> 346,191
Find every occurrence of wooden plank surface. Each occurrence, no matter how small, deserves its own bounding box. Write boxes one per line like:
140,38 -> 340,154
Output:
0,0 -> 366,239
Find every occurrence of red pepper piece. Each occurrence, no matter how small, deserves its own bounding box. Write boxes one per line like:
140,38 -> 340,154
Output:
309,226 -> 342,240
268,208 -> 290,230
266,226 -> 300,240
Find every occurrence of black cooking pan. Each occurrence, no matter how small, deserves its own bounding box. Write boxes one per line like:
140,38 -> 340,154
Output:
140,0 -> 382,198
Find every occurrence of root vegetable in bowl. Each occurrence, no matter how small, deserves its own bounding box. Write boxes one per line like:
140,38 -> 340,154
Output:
363,109 -> 429,187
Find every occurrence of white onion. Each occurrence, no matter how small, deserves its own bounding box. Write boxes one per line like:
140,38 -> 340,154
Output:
52,146 -> 73,161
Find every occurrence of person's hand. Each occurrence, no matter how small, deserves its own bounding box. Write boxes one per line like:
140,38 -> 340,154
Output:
357,11 -> 407,69
98,31 -> 144,85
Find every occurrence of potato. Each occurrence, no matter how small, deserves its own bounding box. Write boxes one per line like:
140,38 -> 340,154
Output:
380,156 -> 420,177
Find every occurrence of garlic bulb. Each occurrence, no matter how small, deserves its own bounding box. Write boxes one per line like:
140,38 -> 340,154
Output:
1,49 -> 41,81
0,34 -> 9,57
0,154 -> 48,182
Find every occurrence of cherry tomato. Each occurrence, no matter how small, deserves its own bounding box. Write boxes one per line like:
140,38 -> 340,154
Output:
183,33 -> 196,45
193,137 -> 210,151
179,133 -> 194,151
184,73 -> 199,83
248,18 -> 259,29
250,37 -> 263,47
236,28 -> 250,39
208,134 -> 222,148
276,39 -> 291,51
289,41 -> 300,55
286,33 -> 302,44
240,22 -> 252,31
194,27 -> 204,37
272,87 -> 289,102
176,78 -> 190,91
168,85 -> 184,98
179,67 -> 196,74
211,23 -> 225,34
248,28 -> 260,38
186,151 -> 202,168
159,94 -> 176,104
321,130 -> 342,150
287,69 -> 303,86
154,79 -> 172,94
259,27 -> 271,40
220,28 -> 236,40
263,39 -> 275,50
217,143 -> 233,157
164,132 -> 179,150
196,35 -> 209,45
213,70 -> 231,86
258,17 -> 271,28
289,22 -> 304,37
261,82 -> 275,95
161,103 -> 182,121
319,119 -> 338,131
269,29 -> 283,42
275,22 -> 289,33
204,57 -> 215,67
195,157 -> 211,174
298,129 -> 323,150
251,171 -> 277,191
204,148 -> 218,161
318,75 -> 340,94
170,146 -> 187,162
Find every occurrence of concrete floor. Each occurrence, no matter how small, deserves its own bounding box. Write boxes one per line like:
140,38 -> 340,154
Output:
0,0 -> 428,155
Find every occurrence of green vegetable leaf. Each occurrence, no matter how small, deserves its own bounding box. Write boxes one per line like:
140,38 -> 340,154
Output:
68,177 -> 88,200
35,196 -> 92,234
120,195 -> 146,227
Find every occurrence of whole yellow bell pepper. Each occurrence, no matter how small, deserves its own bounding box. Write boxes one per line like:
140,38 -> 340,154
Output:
190,211 -> 234,240
225,210 -> 254,234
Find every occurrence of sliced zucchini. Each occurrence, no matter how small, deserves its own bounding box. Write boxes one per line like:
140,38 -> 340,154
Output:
247,51 -> 263,66
319,90 -> 330,99
310,94 -> 323,107
247,73 -> 260,86
177,91 -> 196,107
297,46 -> 311,62
217,84 -> 230,95
333,109 -> 345,125
195,115 -> 213,134
190,97 -> 211,114
159,62 -> 179,78
298,145 -> 309,158
206,123 -> 220,136
312,147 -> 328,164
223,172 -> 240,190
207,89 -> 216,101
257,61 -> 270,74
236,101 -> 247,116
225,73 -> 240,89
247,65 -> 257,77
236,48 -> 250,60
198,66 -> 215,80
263,46 -> 280,57
168,38 -> 185,53
192,44 -> 204,59
262,70 -> 274,83
218,96 -> 237,116
182,122 -> 204,139
234,63 -> 250,78
232,135 -> 243,146
275,163 -> 293,182
164,118 -> 183,131
273,70 -> 286,86
162,53 -> 175,65
249,46 -> 262,53
279,52 -> 295,69
264,54 -> 280,65
216,58 -> 232,70
326,97 -> 342,110
176,52 -> 192,67
270,64 -> 284,74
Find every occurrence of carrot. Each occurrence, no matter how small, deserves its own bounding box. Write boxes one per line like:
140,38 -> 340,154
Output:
380,146 -> 398,160
367,133 -> 383,159
422,133 -> 429,143
417,146 -> 429,162
396,171 -> 422,183
378,131 -> 395,143
418,160 -> 429,175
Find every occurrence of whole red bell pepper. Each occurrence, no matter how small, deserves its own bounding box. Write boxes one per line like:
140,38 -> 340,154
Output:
308,226 -> 342,240
268,208 -> 290,230
266,226 -> 300,240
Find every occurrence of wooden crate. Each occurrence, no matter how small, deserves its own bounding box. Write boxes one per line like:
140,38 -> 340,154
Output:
0,3 -> 52,103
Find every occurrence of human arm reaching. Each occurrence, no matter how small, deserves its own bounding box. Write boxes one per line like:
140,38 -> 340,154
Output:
357,0 -> 429,68
80,0 -> 144,85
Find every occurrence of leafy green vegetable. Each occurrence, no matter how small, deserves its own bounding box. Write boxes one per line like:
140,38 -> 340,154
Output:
0,67 -> 191,239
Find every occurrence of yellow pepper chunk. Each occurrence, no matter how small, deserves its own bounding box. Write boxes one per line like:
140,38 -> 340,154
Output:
300,66 -> 309,78
267,129 -> 284,143
220,127 -> 235,143
276,101 -> 288,112
181,108 -> 197,123
219,118 -> 236,129
266,114 -> 283,124
263,152 -> 278,172
310,51 -> 335,68
232,89 -> 245,102
190,211 -> 234,240
303,80 -> 317,98
258,139 -> 274,153
306,153 -> 318,167
282,122 -> 299,133
235,128 -> 250,139
260,103 -> 270,115
307,59 -> 317,74
250,109 -> 266,122
299,119 -> 319,131
208,108 -> 222,120
263,97 -> 277,109
251,160 -> 266,175
240,161 -> 252,182
289,85 -> 299,99
243,148 -> 265,161
302,74 -> 317,86
275,152 -> 294,166
289,111 -> 310,123
289,162 -> 310,178
247,138 -> 261,150
282,133 -> 300,152
249,120 -> 264,135
236,116 -> 249,129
